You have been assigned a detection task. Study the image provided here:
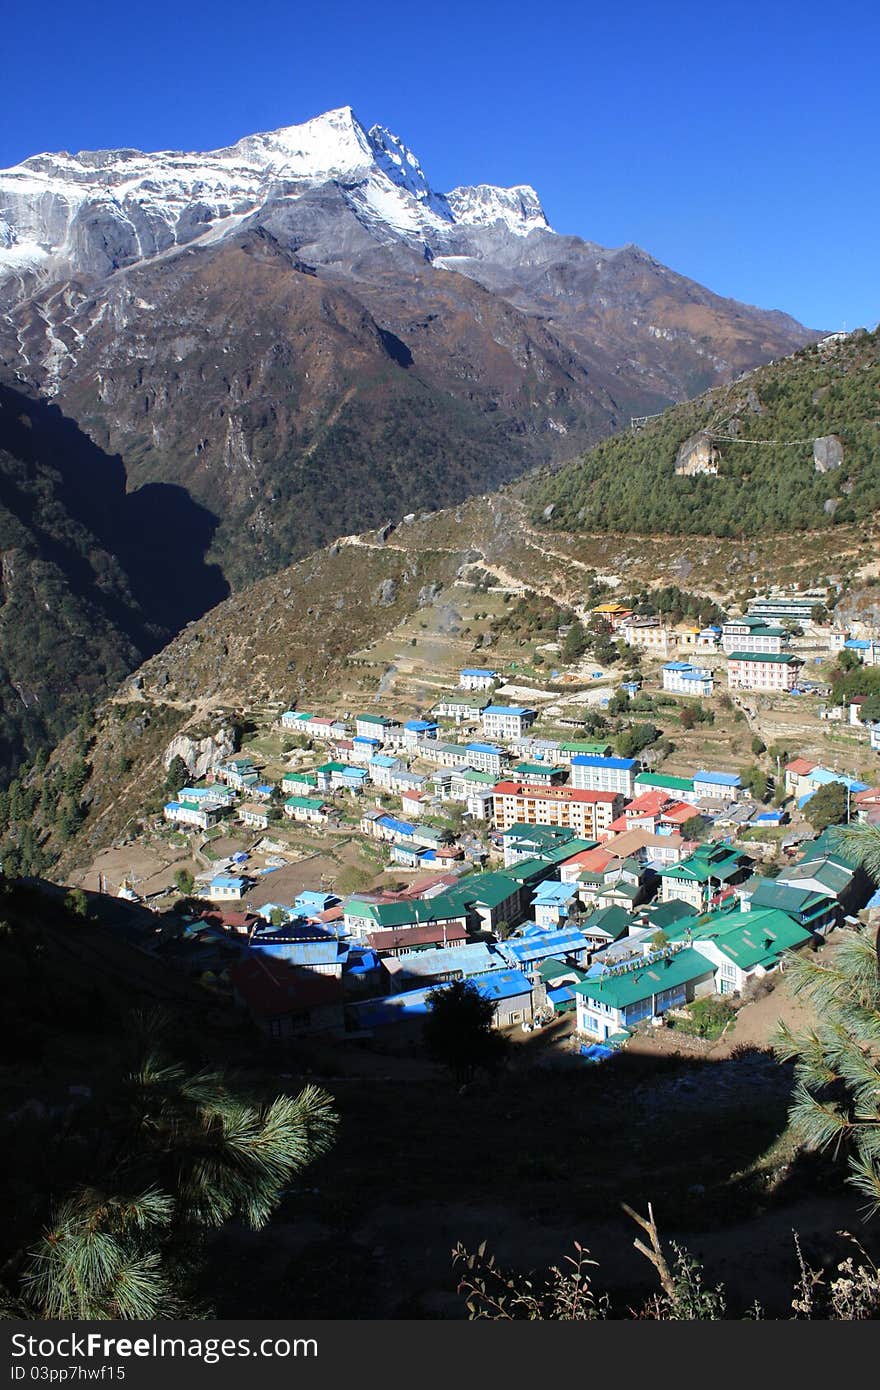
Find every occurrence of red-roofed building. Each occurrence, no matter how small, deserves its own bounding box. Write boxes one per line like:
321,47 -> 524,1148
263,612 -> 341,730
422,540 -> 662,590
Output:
784,758 -> 818,797
200,908 -> 263,936
228,957 -> 344,1039
558,846 -> 616,884
492,782 -> 623,838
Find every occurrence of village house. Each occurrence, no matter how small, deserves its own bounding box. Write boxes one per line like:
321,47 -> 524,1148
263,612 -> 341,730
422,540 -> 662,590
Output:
578,904 -> 633,950
432,694 -> 489,722
180,784 -> 236,808
784,758 -> 819,798
238,802 -> 271,830
659,842 -> 752,910
503,823 -> 586,867
669,906 -> 816,995
556,740 -> 614,764
734,878 -> 840,936
216,757 -> 259,790
481,705 -> 538,741
693,770 -> 742,801
206,874 -> 247,902
661,662 -> 715,697
620,616 -> 673,656
726,651 -> 803,692
403,719 -> 439,749
590,602 -> 633,631
307,716 -> 349,742
164,798 -> 223,831
280,710 -> 314,732
368,753 -> 402,789
747,593 -> 821,624
721,618 -> 789,654
530,880 -> 580,928
283,795 -> 329,825
492,781 -> 624,839
450,767 -> 496,802
349,735 -> 382,764
501,923 -> 591,971
463,742 -> 507,776
570,754 -> 638,799
512,761 -> 567,787
367,921 -> 470,958
354,713 -> 397,742
574,946 -> 717,1040
633,771 -> 697,801
229,957 -> 344,1039
459,667 -> 500,691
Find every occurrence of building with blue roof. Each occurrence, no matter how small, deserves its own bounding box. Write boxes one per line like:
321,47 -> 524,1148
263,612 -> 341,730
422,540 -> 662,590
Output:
662,662 -> 715,696
464,741 -> 507,775
693,770 -> 743,800
571,754 -> 638,797
529,881 -> 581,929
207,875 -> 247,902
460,668 -> 500,691
482,706 -> 538,740
502,925 -> 590,969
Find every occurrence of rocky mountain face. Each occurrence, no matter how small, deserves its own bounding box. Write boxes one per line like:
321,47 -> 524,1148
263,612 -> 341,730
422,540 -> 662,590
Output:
0,381 -> 221,779
1,106 -> 817,593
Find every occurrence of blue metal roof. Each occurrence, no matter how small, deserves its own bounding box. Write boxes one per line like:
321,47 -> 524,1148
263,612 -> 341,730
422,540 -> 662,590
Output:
370,755 -> 398,767
694,770 -> 742,786
484,705 -> 533,717
211,875 -> 246,890
465,742 -> 504,755
570,754 -> 636,770
405,719 -> 437,731
474,969 -> 533,1003
504,928 -> 588,966
461,668 -> 497,677
353,735 -> 380,746
378,815 -> 416,836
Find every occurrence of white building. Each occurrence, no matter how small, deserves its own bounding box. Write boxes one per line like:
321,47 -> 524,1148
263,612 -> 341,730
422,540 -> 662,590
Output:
662,662 -> 715,696
721,620 -> 788,654
459,668 -> 499,691
570,755 -> 637,799
481,706 -> 537,740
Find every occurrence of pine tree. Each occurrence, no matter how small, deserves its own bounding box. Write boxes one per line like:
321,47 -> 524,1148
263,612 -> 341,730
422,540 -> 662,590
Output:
774,822 -> 880,1212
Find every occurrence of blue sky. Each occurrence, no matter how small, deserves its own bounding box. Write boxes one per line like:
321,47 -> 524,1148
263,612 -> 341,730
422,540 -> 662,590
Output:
4,0 -> 877,329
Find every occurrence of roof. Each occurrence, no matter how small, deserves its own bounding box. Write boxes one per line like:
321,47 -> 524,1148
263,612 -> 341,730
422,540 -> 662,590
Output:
560,741 -> 613,756
461,668 -> 498,677
503,922 -> 586,967
493,782 -> 620,804
370,755 -> 399,768
356,713 -> 394,725
211,875 -> 246,890
514,762 -> 562,778
284,795 -> 326,810
727,651 -> 799,663
452,870 -> 523,909
634,772 -> 695,794
661,843 -> 747,884
229,957 -> 341,1018
473,969 -> 533,1004
405,719 -> 437,731
483,705 -> 535,717
368,922 -> 469,951
580,905 -> 631,939
785,758 -> 818,776
575,947 -> 714,1009
465,742 -> 505,756
689,908 -> 814,969
571,755 -> 637,770
694,771 -> 742,788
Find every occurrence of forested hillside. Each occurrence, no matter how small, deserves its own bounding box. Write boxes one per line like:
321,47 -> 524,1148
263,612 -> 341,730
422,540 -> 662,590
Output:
529,329 -> 880,536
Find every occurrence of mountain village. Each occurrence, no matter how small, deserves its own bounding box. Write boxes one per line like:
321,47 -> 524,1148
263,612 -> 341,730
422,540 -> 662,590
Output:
78,583 -> 880,1060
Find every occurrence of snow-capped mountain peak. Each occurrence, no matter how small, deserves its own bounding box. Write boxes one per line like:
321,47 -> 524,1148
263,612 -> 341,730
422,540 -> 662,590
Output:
446,183 -> 550,235
0,107 -> 552,304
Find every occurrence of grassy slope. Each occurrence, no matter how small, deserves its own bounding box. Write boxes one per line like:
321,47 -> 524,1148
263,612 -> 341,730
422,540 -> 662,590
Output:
528,329 -> 880,536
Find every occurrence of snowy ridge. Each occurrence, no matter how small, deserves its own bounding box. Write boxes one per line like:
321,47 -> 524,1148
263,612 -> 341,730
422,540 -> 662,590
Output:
0,106 -> 552,298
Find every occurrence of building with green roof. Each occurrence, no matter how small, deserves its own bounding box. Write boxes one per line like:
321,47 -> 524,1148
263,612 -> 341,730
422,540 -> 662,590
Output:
679,906 -> 815,994
575,946 -> 716,1038
659,842 -> 751,909
634,771 -> 696,797
559,741 -> 613,760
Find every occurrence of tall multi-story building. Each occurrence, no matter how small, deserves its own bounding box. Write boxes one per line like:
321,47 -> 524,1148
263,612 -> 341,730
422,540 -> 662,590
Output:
726,651 -> 803,692
491,781 -> 623,838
